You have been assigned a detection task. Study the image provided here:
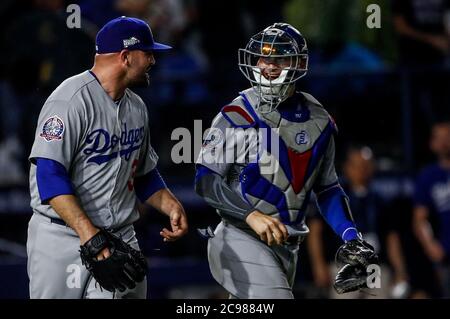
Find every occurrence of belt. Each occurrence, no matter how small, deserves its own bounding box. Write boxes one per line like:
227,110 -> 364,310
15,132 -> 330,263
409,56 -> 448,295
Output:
40,214 -> 125,233
34,212 -> 70,227
49,216 -> 69,227
285,235 -> 303,245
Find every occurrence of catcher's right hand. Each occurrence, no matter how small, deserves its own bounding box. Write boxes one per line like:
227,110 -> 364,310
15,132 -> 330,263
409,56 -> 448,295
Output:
333,239 -> 379,294
80,229 -> 148,292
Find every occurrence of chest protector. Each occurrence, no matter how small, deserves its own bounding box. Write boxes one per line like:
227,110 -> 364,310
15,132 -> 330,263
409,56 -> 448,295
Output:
221,89 -> 336,226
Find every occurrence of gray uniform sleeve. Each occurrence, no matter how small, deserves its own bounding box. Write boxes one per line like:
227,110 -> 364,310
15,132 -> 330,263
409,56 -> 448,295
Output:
314,136 -> 339,190
195,168 -> 254,221
195,112 -> 254,221
29,99 -> 84,170
195,113 -> 234,176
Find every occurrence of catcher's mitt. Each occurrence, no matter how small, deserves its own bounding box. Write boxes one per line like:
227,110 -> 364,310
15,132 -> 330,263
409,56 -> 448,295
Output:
334,264 -> 368,294
333,239 -> 379,294
80,229 -> 148,292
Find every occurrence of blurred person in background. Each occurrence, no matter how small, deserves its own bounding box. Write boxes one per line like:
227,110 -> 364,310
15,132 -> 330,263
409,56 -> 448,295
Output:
384,195 -> 442,298
413,120 -> 450,298
392,0 -> 450,66
114,0 -> 209,106
115,0 -> 186,45
0,0 -> 95,186
283,0 -> 395,157
307,145 -> 389,298
392,0 -> 450,168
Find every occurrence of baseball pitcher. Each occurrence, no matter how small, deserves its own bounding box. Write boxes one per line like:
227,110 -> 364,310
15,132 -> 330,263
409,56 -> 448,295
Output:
27,16 -> 188,299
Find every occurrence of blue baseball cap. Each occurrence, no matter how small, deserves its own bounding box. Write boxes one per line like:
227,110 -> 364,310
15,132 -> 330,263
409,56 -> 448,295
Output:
95,16 -> 171,54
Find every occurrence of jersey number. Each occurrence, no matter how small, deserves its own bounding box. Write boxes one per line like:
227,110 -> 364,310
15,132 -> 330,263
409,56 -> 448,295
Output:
127,159 -> 139,191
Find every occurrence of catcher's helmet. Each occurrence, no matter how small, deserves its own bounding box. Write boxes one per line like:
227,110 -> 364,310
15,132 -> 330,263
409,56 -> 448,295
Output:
238,23 -> 308,112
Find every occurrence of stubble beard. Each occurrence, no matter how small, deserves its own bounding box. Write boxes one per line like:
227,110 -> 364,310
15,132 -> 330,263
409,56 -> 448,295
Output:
129,72 -> 150,88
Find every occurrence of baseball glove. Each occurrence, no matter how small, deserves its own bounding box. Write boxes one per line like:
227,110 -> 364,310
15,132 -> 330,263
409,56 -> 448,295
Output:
80,229 -> 148,293
333,239 -> 379,294
334,264 -> 368,294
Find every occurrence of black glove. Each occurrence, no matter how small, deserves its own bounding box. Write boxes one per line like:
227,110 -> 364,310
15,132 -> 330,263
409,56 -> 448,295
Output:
80,229 -> 148,293
336,239 -> 378,267
333,264 -> 368,294
333,239 -> 379,294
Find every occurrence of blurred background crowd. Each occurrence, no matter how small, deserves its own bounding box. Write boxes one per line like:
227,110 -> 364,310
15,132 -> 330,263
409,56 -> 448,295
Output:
0,0 -> 449,299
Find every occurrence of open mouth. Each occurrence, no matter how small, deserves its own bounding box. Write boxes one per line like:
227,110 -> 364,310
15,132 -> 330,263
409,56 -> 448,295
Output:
264,73 -> 281,80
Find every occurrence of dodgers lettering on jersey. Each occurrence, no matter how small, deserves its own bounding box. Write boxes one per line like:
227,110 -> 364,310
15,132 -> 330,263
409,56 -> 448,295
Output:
29,71 -> 158,229
84,123 -> 145,164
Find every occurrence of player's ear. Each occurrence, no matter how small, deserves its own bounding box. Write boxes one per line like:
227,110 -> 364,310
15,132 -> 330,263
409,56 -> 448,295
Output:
119,49 -> 131,67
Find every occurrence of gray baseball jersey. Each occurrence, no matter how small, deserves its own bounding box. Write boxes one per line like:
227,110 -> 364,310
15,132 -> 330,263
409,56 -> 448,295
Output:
27,70 -> 157,298
29,70 -> 158,229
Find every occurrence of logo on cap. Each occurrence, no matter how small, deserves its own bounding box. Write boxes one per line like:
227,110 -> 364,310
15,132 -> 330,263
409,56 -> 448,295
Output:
123,37 -> 140,48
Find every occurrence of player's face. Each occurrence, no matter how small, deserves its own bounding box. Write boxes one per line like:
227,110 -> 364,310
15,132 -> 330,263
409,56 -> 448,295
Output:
430,123 -> 450,159
256,57 -> 291,80
126,50 -> 155,87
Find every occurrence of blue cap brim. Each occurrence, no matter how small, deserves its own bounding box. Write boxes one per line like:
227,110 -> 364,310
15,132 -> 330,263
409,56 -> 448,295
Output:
150,42 -> 172,50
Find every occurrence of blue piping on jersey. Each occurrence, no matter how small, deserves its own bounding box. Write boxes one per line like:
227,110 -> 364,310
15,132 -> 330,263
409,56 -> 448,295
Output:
304,121 -> 335,182
239,92 -> 293,182
240,163 -> 291,224
89,70 -> 100,84
314,181 -> 340,194
295,190 -> 312,223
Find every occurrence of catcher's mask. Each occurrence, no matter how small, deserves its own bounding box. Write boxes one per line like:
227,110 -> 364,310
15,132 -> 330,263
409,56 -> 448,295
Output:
238,23 -> 308,113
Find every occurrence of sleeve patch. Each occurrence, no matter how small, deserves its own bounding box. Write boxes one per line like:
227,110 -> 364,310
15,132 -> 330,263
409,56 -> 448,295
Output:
202,127 -> 224,149
39,115 -> 65,142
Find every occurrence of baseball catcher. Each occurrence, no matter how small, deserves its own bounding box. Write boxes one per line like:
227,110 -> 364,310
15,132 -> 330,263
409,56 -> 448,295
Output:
194,22 -> 379,299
